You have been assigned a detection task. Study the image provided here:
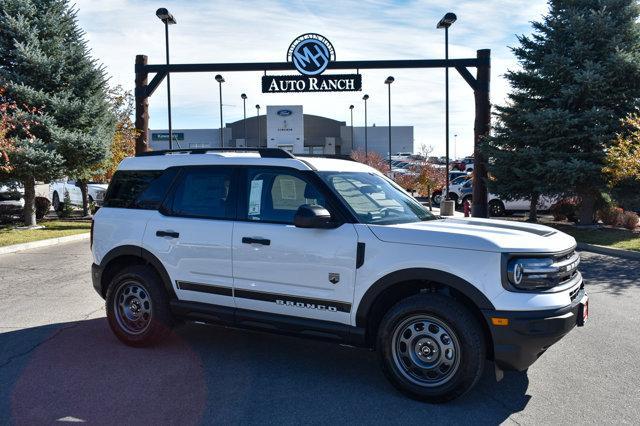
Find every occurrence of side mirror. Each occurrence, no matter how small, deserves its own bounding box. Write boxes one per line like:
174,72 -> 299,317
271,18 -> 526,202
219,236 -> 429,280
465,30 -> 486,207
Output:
293,205 -> 336,229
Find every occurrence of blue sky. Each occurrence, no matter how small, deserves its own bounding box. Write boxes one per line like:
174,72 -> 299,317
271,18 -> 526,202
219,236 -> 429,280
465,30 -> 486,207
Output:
75,0 -> 549,156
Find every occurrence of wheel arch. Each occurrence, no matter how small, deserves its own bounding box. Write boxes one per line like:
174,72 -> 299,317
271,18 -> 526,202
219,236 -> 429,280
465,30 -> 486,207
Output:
355,268 -> 495,352
98,245 -> 176,301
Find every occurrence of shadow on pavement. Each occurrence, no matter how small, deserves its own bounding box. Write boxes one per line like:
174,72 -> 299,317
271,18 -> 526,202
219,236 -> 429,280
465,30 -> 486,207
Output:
579,253 -> 640,296
0,318 -> 531,425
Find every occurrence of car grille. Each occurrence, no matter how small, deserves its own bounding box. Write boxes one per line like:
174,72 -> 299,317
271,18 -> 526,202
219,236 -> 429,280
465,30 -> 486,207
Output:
552,249 -> 580,287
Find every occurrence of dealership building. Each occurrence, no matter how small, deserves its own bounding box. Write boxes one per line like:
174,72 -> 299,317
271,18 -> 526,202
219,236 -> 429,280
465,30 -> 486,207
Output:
149,105 -> 414,156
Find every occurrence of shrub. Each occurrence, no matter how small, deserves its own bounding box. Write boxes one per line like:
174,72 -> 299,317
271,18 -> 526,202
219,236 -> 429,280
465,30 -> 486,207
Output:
58,191 -> 74,218
622,211 -> 639,230
35,196 -> 51,220
550,198 -> 579,222
598,206 -> 624,227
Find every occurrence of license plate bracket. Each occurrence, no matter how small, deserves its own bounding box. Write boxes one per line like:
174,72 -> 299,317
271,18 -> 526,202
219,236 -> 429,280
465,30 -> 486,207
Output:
577,295 -> 588,326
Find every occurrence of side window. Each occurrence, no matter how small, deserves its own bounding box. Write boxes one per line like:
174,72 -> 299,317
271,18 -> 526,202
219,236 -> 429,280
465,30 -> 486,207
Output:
168,167 -> 235,219
246,169 -> 326,224
104,170 -> 166,209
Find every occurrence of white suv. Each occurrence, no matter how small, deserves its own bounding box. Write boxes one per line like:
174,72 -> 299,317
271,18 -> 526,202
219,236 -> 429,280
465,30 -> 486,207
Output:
91,148 -> 588,403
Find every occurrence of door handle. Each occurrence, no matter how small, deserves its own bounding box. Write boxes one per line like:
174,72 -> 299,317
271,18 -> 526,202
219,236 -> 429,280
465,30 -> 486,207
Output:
156,230 -> 180,238
242,237 -> 270,246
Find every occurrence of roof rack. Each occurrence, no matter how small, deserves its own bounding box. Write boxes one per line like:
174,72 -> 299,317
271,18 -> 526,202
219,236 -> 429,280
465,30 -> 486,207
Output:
136,147 -> 295,159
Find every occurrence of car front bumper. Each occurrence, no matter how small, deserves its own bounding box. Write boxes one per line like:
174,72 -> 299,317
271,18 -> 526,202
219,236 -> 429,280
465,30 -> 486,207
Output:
482,287 -> 587,371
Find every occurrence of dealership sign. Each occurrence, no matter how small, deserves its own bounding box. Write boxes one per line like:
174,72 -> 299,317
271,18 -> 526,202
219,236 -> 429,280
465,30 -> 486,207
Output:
262,33 -> 362,93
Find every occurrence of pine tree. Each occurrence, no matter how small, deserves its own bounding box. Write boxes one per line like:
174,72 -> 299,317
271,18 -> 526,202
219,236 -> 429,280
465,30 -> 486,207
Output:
483,0 -> 640,224
0,0 -> 114,224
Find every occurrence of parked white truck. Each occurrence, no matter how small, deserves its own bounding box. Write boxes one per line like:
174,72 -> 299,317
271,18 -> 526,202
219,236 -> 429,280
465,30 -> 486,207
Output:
50,179 -> 108,211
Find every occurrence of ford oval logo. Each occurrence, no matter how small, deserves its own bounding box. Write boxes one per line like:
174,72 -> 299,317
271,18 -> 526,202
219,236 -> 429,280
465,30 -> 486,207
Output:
277,109 -> 292,116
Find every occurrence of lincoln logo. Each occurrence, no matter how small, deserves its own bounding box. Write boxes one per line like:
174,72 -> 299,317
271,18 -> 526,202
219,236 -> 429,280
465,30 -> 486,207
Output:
277,109 -> 292,116
287,34 -> 335,76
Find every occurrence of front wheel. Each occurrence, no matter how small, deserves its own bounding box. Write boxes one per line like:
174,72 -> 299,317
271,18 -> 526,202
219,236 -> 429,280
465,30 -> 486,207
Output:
105,265 -> 174,347
377,294 -> 485,403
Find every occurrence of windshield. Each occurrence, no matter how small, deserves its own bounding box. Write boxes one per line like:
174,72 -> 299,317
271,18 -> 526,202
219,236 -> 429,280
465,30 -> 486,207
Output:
319,171 -> 438,225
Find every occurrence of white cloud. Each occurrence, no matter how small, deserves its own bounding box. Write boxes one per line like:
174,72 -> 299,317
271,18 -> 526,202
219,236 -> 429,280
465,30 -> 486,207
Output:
75,0 -> 548,156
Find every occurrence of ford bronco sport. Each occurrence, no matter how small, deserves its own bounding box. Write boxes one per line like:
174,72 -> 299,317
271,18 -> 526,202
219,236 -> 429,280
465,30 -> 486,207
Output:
91,148 -> 588,402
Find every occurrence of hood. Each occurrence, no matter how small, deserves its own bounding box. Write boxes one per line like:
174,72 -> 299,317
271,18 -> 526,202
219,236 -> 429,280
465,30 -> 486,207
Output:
368,217 -> 576,253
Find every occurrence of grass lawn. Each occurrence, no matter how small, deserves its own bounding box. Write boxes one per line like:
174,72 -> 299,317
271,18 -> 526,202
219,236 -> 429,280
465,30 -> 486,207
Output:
550,224 -> 640,252
0,220 -> 91,247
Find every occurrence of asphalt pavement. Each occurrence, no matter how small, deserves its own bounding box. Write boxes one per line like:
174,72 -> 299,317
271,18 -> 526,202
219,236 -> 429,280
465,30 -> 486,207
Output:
0,240 -> 639,425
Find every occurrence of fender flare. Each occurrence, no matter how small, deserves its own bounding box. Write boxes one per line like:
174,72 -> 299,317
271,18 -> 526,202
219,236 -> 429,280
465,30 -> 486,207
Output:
355,268 -> 495,327
99,245 -> 176,300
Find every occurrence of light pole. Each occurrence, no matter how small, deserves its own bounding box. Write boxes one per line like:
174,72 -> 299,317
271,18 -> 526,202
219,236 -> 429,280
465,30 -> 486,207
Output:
349,105 -> 354,151
241,93 -> 247,141
215,74 -> 225,147
156,8 -> 176,150
362,94 -> 369,158
437,12 -> 457,199
385,76 -> 395,173
255,104 -> 261,147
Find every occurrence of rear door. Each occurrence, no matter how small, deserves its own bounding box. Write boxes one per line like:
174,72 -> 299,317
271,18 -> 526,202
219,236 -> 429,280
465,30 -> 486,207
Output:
232,167 -> 358,324
142,166 -> 237,307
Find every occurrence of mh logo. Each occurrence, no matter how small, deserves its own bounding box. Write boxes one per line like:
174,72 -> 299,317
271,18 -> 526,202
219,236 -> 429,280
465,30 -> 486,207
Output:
287,34 -> 335,76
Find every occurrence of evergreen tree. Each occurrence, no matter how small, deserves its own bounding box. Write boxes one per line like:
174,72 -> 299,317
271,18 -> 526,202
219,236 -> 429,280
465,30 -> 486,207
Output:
483,0 -> 640,224
0,0 -> 114,224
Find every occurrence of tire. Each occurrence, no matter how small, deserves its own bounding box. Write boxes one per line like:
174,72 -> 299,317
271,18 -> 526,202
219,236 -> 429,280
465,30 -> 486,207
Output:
432,192 -> 443,205
489,200 -> 505,217
52,192 -> 61,212
105,264 -> 174,347
377,294 -> 485,403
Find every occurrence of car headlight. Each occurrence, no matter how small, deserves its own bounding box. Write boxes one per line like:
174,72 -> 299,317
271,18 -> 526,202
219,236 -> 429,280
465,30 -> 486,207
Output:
506,254 -> 580,290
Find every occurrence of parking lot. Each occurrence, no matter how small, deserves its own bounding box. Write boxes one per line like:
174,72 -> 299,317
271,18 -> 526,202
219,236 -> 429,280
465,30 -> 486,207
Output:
0,240 -> 639,425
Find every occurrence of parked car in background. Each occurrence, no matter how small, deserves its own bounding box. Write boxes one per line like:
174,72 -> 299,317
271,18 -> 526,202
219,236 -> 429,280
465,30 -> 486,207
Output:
0,182 -> 24,217
431,174 -> 472,205
458,183 -> 555,216
50,179 -> 108,211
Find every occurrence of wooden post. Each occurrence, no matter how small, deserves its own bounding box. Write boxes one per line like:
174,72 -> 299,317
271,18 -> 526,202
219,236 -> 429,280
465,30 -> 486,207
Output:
472,49 -> 491,218
135,54 -> 150,154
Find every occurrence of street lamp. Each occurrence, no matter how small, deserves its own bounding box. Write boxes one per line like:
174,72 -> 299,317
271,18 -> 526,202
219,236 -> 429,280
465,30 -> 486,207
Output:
349,105 -> 354,151
156,8 -> 177,149
437,12 -> 457,199
385,76 -> 395,173
255,104 -> 261,147
454,133 -> 458,161
362,94 -> 369,158
241,93 -> 247,140
215,74 -> 225,147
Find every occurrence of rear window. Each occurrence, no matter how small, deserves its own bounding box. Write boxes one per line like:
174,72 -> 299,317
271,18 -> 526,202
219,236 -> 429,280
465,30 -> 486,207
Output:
103,169 -> 177,209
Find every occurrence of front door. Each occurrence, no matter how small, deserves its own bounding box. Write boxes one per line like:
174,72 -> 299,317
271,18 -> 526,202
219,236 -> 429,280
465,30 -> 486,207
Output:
232,167 -> 358,324
142,166 -> 237,307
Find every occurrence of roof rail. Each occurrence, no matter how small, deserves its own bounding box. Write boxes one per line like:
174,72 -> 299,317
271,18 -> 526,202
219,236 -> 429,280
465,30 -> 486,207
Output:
296,154 -> 355,162
136,147 -> 295,159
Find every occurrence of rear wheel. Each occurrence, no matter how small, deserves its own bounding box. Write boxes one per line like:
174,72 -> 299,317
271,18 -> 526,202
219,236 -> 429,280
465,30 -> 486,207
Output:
106,265 -> 174,347
377,294 -> 485,403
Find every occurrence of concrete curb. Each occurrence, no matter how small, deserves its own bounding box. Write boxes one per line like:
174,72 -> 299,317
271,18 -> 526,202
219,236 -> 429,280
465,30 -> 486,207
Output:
577,242 -> 640,261
0,232 -> 89,256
